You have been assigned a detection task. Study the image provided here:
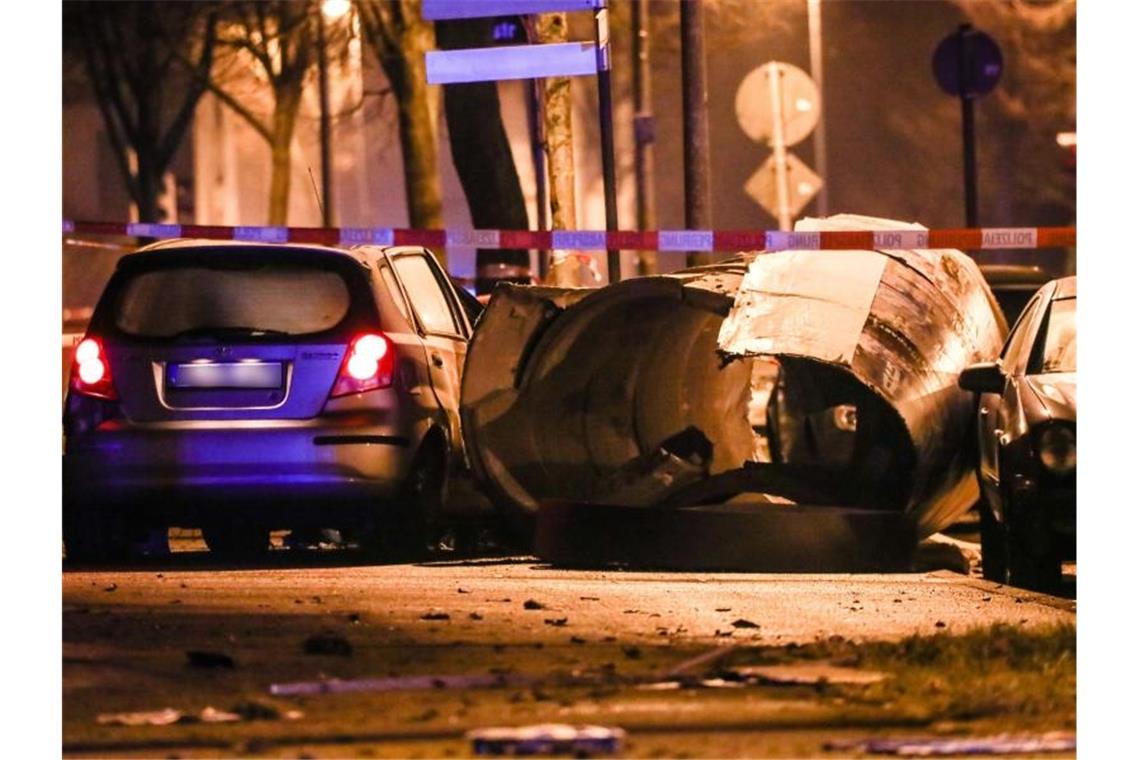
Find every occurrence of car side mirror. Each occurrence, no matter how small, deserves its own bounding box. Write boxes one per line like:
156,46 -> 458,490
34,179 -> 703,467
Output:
958,361 -> 1005,394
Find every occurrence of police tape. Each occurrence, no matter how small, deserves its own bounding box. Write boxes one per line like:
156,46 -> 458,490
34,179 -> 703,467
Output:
62,220 -> 1076,252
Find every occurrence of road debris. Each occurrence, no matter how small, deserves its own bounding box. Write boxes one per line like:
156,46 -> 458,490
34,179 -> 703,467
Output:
421,611 -> 452,621
523,599 -> 547,610
468,723 -> 626,757
825,732 -> 1076,756
731,618 -> 760,629
269,672 -> 535,697
301,632 -> 352,657
96,708 -> 182,727
544,617 -> 568,627
185,650 -> 235,669
731,663 -> 888,686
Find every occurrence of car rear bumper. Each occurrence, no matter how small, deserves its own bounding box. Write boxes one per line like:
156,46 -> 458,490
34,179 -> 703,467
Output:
64,415 -> 417,515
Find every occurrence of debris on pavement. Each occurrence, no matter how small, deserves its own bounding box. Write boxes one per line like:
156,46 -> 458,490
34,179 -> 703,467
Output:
95,703 -> 301,727
185,650 -> 236,669
523,599 -> 547,610
824,732 -> 1076,756
96,708 -> 183,727
269,672 -> 535,697
301,632 -> 353,657
467,723 -> 626,757
544,617 -> 568,627
731,618 -> 760,629
731,663 -> 888,686
421,610 -> 452,621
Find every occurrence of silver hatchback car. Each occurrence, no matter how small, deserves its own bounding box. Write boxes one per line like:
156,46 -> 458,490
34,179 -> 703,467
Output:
63,239 -> 476,561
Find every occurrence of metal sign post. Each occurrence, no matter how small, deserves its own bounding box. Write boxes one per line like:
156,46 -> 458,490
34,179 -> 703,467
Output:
424,0 -> 621,283
933,24 -> 1003,228
593,1 -> 620,282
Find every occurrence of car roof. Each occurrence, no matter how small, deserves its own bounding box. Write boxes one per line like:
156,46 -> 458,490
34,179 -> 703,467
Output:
127,238 -> 372,267
1052,275 -> 1076,299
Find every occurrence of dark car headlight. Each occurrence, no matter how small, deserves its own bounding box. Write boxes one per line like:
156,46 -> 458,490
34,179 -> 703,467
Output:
1037,424 -> 1076,475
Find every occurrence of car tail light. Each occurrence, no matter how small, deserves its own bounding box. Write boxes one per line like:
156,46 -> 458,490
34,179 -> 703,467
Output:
69,337 -> 118,400
330,332 -> 395,397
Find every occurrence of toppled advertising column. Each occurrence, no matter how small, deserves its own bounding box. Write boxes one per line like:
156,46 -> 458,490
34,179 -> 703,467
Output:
460,215 -> 1005,570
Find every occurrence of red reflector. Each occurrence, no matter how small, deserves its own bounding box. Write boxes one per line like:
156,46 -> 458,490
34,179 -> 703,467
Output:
330,332 -> 395,398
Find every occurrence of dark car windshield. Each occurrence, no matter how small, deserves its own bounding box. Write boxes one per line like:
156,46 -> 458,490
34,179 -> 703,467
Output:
1039,297 -> 1076,374
113,261 -> 352,338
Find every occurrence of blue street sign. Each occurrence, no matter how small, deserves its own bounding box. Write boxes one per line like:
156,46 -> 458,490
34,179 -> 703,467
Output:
422,0 -> 599,21
426,42 -> 598,84
932,27 -> 1003,99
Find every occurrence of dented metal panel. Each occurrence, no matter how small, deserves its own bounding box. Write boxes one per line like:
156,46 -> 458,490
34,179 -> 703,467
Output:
460,215 -> 1005,548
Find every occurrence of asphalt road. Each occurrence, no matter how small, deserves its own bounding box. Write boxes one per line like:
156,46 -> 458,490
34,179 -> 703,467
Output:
62,537 -> 1075,757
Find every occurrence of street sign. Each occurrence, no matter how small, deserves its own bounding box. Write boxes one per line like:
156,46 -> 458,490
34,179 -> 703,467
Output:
744,152 -> 821,220
735,63 -> 819,147
427,42 -> 598,84
422,0 -> 599,21
932,27 -> 1003,98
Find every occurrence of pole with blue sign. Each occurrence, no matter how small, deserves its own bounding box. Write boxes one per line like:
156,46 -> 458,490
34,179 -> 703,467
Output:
933,24 -> 1003,228
423,0 -> 621,282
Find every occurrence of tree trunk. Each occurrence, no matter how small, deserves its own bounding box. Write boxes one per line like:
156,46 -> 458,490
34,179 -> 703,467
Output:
534,12 -> 581,287
268,85 -> 302,226
436,18 -> 530,294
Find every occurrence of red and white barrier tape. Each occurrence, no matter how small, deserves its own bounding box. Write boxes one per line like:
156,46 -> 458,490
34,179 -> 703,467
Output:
62,220 -> 1076,252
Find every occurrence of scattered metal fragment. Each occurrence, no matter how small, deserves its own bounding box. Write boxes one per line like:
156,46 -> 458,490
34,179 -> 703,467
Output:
301,632 -> 352,657
825,733 -> 1076,756
731,618 -> 760,629
185,650 -> 235,669
103,584 -> 117,592
468,723 -> 626,757
421,611 -> 452,621
544,617 -> 568,627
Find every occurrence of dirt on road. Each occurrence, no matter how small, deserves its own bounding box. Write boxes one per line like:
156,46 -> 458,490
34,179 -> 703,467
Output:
63,545 -> 1075,758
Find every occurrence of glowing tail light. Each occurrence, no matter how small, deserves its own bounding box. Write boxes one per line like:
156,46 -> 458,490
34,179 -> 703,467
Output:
70,337 -> 118,400
330,332 -> 395,397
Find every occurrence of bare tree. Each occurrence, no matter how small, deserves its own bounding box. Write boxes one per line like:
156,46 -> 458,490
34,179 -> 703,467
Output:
64,2 -> 218,223
197,2 -> 320,225
355,0 -> 445,265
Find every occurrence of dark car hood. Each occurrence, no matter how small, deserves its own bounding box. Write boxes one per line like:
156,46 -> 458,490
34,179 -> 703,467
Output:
1026,373 -> 1076,423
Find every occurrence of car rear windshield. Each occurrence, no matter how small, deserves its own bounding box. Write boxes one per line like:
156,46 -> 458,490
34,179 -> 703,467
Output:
112,260 -> 353,338
1039,297 -> 1076,374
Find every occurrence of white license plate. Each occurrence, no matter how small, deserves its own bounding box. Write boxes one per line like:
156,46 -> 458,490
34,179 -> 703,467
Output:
167,361 -> 283,389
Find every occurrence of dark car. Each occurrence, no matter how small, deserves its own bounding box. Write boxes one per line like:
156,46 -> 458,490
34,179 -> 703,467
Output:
64,240 -> 478,561
958,276 -> 1076,591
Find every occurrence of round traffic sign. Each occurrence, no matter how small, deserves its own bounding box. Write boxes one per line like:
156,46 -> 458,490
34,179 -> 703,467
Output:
735,62 -> 820,147
932,26 -> 1003,98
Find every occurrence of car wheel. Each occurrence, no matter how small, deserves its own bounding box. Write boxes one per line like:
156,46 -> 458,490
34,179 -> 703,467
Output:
1006,521 -> 1062,593
63,502 -> 131,564
977,500 -> 1008,582
201,522 -> 269,559
381,442 -> 447,561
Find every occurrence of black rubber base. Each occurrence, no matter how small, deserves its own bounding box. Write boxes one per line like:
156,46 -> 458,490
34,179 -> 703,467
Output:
535,500 -> 917,572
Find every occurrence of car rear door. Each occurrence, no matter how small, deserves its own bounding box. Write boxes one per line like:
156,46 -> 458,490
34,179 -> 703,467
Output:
387,250 -> 471,459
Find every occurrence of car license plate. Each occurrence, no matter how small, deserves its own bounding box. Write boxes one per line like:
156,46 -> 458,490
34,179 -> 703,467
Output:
167,361 -> 283,389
